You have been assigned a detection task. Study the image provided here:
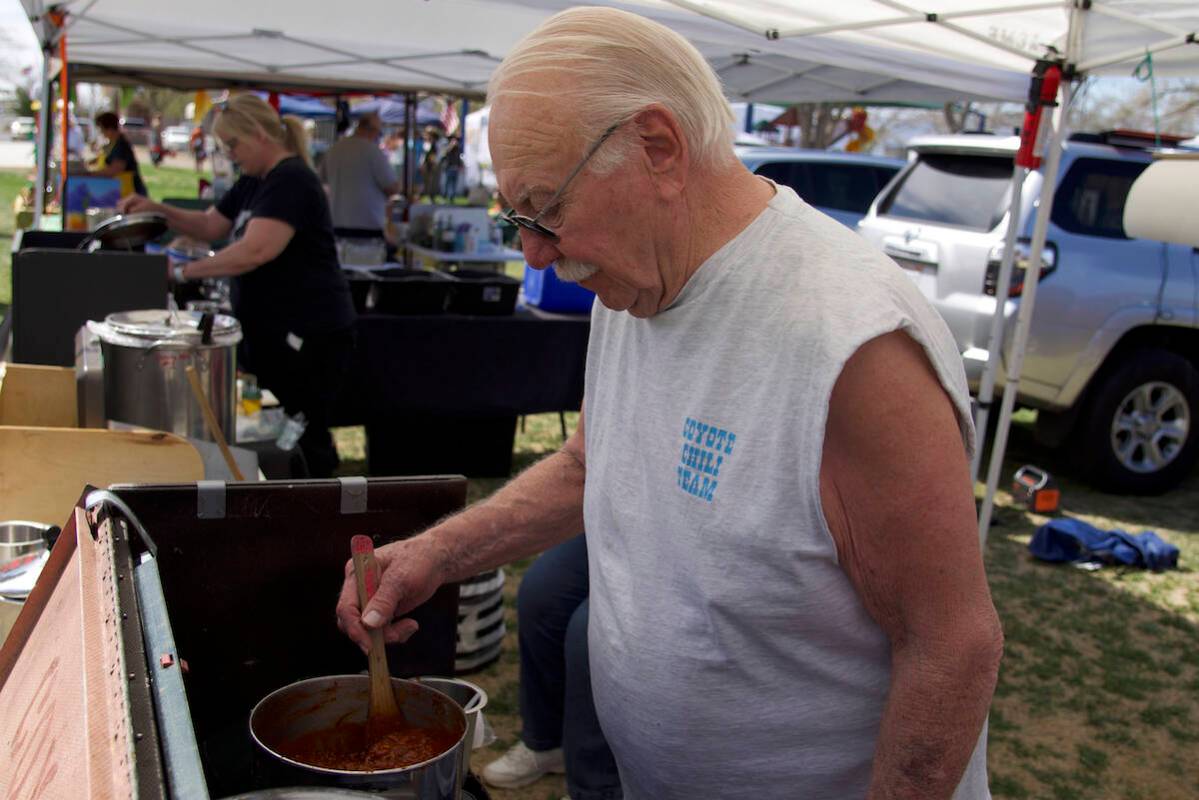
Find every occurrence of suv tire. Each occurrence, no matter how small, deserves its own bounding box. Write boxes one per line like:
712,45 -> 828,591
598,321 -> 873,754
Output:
1075,349 -> 1199,494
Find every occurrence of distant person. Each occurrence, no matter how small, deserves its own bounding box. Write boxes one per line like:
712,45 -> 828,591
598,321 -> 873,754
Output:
441,133 -> 463,200
190,125 -> 207,172
420,127 -> 442,203
318,112 -> 400,239
149,114 -> 166,166
58,118 -> 86,163
91,112 -> 147,196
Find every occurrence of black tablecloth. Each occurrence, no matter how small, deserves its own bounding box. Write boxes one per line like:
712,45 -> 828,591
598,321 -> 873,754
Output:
332,307 -> 590,477
333,307 -> 591,423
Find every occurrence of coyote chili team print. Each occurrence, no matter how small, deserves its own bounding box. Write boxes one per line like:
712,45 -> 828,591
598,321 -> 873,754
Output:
677,416 -> 736,502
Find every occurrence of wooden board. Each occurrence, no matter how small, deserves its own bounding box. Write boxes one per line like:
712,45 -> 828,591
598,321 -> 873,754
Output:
0,427 -> 204,524
0,364 -> 78,428
0,507 -> 135,800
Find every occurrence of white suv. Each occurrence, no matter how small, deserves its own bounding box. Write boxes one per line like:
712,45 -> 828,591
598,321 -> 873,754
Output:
857,132 -> 1199,494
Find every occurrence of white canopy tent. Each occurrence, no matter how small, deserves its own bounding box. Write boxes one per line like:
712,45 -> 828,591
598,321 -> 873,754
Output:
19,0 -> 1031,102
20,0 -> 1199,534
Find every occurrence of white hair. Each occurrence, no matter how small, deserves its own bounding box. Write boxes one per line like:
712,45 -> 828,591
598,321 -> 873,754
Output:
487,6 -> 735,172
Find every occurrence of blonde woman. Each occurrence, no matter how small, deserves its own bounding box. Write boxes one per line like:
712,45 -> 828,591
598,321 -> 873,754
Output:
120,94 -> 356,477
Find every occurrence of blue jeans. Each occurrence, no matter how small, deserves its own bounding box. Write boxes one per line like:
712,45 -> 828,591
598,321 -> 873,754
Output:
442,167 -> 460,199
518,535 -> 623,800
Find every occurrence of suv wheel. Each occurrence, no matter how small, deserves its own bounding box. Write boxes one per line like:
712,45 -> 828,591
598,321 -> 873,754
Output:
1076,349 -> 1199,494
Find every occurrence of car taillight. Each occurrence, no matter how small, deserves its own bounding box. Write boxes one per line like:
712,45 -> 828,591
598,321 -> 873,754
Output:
984,239 -> 1058,297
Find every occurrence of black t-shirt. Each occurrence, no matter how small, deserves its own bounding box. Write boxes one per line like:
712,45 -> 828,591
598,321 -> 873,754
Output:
105,135 -> 147,195
216,156 -> 355,341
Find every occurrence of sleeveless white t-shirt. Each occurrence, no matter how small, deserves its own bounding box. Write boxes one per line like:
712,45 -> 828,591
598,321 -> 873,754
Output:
582,184 -> 989,799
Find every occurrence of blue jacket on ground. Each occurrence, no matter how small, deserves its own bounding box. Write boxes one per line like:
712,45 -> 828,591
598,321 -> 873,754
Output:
1029,518 -> 1179,571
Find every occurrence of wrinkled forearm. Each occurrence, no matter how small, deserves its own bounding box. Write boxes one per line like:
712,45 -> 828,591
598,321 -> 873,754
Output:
867,623 -> 1003,799
427,445 -> 586,584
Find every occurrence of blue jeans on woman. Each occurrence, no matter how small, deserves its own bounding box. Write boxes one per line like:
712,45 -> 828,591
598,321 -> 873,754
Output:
518,534 -> 623,800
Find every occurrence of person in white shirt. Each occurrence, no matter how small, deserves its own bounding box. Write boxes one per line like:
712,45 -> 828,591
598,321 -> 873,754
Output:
337,8 -> 1003,799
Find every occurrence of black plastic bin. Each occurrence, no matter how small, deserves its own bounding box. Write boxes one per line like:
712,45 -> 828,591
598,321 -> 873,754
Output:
445,269 -> 520,316
344,271 -> 376,313
371,267 -> 457,315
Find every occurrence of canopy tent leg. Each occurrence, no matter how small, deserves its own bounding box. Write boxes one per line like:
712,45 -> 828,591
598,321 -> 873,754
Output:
404,92 -> 417,201
978,80 -> 1073,546
57,16 -> 69,227
970,165 -> 1027,483
33,51 -> 52,228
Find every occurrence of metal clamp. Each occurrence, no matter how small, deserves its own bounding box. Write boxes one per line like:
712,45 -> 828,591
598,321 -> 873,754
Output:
338,477 -> 368,514
196,480 -> 226,519
1013,465 -> 1049,491
85,489 -> 158,558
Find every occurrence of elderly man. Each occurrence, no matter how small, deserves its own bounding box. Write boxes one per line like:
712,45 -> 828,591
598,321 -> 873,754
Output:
337,8 -> 1003,799
318,111 -> 400,238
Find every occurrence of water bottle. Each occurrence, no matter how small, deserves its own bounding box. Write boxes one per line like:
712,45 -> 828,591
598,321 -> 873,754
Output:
276,411 -> 308,451
241,374 -> 262,416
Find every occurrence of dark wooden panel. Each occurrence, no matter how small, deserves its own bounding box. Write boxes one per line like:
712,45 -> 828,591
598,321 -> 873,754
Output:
112,476 -> 466,797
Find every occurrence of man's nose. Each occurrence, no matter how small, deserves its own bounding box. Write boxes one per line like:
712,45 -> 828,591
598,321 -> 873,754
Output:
519,230 -> 561,270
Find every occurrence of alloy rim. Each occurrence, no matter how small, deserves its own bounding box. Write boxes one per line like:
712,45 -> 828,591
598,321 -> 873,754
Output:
1110,381 -> 1190,474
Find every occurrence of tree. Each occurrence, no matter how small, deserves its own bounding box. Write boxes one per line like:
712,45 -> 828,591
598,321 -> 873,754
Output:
11,86 -> 35,117
1070,77 -> 1199,135
769,104 -> 854,149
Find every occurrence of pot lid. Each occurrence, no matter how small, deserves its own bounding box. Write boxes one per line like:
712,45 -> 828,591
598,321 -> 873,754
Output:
98,309 -> 242,347
79,212 -> 169,250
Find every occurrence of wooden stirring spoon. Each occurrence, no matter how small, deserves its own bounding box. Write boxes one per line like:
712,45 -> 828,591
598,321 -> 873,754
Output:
351,534 -> 404,745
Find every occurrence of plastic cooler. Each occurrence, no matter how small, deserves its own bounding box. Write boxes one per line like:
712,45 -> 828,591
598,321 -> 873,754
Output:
523,264 -> 595,313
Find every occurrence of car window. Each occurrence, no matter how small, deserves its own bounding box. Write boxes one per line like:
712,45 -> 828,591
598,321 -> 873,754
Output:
878,153 -> 1013,231
754,161 -> 812,199
805,163 -> 893,213
1051,157 -> 1147,239
754,161 -> 898,214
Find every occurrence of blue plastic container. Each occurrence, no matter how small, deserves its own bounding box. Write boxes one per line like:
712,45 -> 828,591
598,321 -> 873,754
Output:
523,264 -> 595,313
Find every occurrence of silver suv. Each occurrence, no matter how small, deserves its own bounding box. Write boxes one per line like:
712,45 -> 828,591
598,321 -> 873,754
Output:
737,146 -> 902,228
857,132 -> 1199,494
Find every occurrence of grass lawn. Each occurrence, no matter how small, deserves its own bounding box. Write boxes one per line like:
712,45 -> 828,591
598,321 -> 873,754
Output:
0,169 -> 30,315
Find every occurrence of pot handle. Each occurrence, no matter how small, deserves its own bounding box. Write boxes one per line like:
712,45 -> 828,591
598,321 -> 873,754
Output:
136,339 -> 200,370
42,525 -> 61,550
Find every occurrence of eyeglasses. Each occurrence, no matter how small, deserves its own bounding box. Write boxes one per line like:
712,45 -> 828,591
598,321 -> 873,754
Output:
500,120 -> 624,243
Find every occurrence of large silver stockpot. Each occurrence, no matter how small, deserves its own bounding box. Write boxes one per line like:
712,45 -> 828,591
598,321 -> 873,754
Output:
89,309 -> 242,442
249,675 -> 467,800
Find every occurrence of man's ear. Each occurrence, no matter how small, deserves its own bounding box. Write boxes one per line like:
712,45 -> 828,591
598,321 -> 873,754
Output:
635,105 -> 688,196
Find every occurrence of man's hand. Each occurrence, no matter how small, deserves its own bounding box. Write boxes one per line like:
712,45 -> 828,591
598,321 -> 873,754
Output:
335,534 -> 447,654
118,194 -> 160,215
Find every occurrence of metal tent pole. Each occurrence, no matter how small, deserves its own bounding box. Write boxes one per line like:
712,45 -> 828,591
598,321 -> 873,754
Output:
404,92 -> 417,198
971,165 -> 1026,482
33,51 -> 51,227
979,80 -> 1073,545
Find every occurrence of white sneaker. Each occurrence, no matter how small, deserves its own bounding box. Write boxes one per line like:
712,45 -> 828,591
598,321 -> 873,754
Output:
481,741 -> 565,788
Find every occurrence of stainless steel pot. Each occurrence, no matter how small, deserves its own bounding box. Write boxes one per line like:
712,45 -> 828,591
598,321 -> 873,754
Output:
89,309 -> 242,442
249,675 -> 467,800
0,521 -> 56,563
417,677 -> 489,798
